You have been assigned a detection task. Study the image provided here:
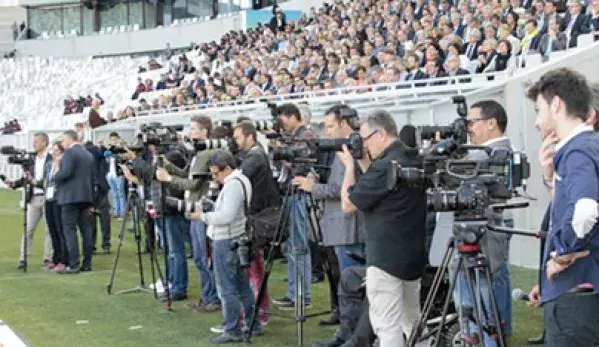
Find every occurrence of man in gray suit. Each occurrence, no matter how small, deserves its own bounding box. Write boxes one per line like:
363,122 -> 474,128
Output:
293,105 -> 366,327
449,100 -> 515,345
52,130 -> 95,274
538,17 -> 568,60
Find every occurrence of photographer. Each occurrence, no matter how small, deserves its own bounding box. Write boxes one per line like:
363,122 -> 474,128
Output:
5,132 -> 54,270
232,121 -> 281,324
85,140 -> 111,254
292,105 -> 366,325
526,68 -> 599,346
339,110 -> 427,347
448,100 -> 514,345
195,151 -> 261,344
155,115 -> 221,307
271,103 -> 317,310
106,132 -> 127,219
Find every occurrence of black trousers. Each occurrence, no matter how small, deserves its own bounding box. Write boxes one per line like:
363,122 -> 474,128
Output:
45,200 -> 68,265
544,292 -> 599,347
336,266 -> 375,346
311,243 -> 340,309
61,203 -> 93,270
91,192 -> 111,250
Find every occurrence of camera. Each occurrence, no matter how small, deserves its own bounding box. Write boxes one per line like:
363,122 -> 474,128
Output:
386,97 -> 530,245
316,132 -> 364,159
0,146 -> 35,167
189,138 -> 235,152
417,96 -> 469,145
138,122 -> 183,151
230,235 -> 252,268
164,180 -> 221,213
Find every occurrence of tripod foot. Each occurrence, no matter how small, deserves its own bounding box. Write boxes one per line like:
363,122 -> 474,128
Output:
106,284 -> 113,295
163,300 -> 173,311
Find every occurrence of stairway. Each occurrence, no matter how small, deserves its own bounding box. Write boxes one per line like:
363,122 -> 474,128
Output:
0,6 -> 27,56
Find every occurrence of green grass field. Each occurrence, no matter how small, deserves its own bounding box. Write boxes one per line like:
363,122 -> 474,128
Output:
0,189 -> 542,346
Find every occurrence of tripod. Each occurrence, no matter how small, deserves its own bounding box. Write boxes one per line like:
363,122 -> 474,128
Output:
107,184 -> 162,298
20,180 -> 32,273
408,221 -> 505,347
246,182 -> 336,346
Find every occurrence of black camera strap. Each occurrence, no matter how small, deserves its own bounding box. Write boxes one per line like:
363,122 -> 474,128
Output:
232,176 -> 252,239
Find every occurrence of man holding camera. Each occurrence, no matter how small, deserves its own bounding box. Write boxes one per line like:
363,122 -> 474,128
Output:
292,105 -> 366,325
232,121 -> 281,323
526,68 -> 599,346
5,132 -> 54,270
52,130 -> 95,274
193,151 -> 261,344
447,100 -> 514,345
155,115 -> 221,307
339,110 -> 427,347
271,103 -> 316,310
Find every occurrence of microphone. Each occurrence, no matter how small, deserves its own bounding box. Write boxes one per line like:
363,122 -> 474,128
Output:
512,288 -> 529,302
0,145 -> 17,155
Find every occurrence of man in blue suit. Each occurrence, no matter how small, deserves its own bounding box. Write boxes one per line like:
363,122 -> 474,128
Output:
52,130 -> 95,274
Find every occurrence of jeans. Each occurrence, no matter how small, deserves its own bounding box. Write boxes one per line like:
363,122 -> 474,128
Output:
491,261 -> 512,335
107,175 -> 126,217
544,293 -> 599,347
335,244 -> 365,272
282,194 -> 311,304
165,214 -> 190,295
212,238 -> 259,336
189,220 -> 219,304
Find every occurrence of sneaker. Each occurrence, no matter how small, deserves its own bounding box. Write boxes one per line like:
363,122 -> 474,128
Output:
210,332 -> 243,344
210,324 -> 225,334
149,280 -> 172,293
272,296 -> 293,306
278,301 -> 312,311
52,263 -> 66,272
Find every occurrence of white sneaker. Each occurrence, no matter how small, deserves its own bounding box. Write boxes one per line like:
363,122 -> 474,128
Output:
149,279 -> 172,293
210,324 -> 225,334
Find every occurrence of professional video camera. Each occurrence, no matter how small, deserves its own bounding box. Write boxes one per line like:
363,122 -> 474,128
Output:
139,122 -> 183,148
417,96 -> 469,145
386,97 -> 530,245
0,146 -> 35,167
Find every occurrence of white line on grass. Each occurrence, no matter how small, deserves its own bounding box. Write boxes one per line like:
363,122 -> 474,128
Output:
0,270 -> 123,282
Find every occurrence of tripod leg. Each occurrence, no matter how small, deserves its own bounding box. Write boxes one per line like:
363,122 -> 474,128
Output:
483,268 -> 506,347
431,253 -> 463,347
408,242 -> 455,346
107,198 -> 133,294
22,202 -> 28,273
463,264 -> 487,345
146,218 -> 159,299
133,202 -> 147,287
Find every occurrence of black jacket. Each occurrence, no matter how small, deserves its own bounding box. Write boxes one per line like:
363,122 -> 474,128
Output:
239,144 -> 281,214
85,142 -> 109,195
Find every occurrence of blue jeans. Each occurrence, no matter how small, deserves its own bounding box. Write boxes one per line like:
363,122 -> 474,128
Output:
492,261 -> 512,335
212,238 -> 259,336
190,220 -> 219,304
334,244 -> 365,272
450,259 -> 509,346
107,175 -> 126,217
165,214 -> 190,295
282,194 -> 311,304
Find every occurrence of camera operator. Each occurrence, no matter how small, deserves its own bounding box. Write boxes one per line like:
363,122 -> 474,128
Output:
292,105 -> 366,325
338,110 -> 427,347
271,103 -> 317,310
4,132 -> 54,270
445,100 -> 515,344
154,115 -> 221,307
195,151 -> 261,344
84,140 -> 111,254
232,121 -> 281,324
106,132 -> 127,219
525,68 -> 599,346
51,130 -> 95,274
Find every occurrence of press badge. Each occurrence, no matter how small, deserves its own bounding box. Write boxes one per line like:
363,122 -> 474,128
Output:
46,186 -> 55,200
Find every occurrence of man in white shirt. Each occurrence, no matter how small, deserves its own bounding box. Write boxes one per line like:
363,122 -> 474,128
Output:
5,132 -> 53,270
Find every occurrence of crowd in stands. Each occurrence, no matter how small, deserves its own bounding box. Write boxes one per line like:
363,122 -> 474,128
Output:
62,0 -> 599,125
63,93 -> 104,115
1,119 -> 22,135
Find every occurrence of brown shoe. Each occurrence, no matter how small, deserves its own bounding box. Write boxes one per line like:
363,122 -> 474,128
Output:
52,263 -> 66,272
201,302 -> 221,312
186,299 -> 205,312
